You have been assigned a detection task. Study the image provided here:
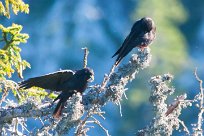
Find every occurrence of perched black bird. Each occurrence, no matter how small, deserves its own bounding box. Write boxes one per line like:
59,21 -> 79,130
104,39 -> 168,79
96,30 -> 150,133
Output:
18,68 -> 94,118
112,17 -> 156,66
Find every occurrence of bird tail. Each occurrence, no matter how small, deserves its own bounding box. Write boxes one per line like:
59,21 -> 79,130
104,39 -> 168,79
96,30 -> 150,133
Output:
53,92 -> 72,118
112,46 -> 122,58
114,57 -> 123,66
113,44 -> 133,67
53,98 -> 66,118
112,46 -> 124,66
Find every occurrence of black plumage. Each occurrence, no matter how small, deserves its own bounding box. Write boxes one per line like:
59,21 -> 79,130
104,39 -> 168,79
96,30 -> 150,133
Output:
112,17 -> 156,66
18,68 -> 94,118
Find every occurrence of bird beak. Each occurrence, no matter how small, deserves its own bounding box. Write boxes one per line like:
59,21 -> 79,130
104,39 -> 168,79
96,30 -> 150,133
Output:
88,75 -> 94,82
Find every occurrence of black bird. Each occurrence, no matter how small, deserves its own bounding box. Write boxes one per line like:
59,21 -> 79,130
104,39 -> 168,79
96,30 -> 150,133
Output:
18,68 -> 94,118
112,17 -> 156,66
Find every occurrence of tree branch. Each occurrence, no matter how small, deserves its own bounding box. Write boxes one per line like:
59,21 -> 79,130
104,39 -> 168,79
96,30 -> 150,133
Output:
82,47 -> 89,68
0,47 -> 152,135
193,68 -> 204,136
137,74 -> 192,135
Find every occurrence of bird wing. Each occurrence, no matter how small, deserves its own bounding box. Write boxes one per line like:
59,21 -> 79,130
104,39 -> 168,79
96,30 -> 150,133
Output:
120,20 -> 144,51
18,70 -> 75,91
113,20 -> 145,65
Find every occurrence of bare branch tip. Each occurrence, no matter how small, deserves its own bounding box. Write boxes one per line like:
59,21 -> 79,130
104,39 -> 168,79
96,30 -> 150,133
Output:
82,47 -> 89,68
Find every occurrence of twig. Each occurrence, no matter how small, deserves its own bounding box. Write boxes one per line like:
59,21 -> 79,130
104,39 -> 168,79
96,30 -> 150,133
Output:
194,68 -> 204,136
101,64 -> 116,89
178,119 -> 190,135
91,116 -> 110,136
75,105 -> 109,136
2,32 -> 13,50
38,117 -> 45,126
75,105 -> 99,136
82,47 -> 89,68
0,80 -> 18,106
0,88 -> 9,106
21,120 -> 30,133
35,123 -> 55,136
75,110 -> 92,136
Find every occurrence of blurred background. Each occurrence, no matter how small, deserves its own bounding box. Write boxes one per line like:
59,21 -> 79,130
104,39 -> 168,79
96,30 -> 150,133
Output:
1,0 -> 204,135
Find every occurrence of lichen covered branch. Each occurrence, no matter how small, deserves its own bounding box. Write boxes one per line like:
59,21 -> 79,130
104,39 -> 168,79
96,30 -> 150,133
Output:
83,47 -> 152,107
192,68 -> 204,136
82,47 -> 89,68
0,47 -> 152,135
137,74 -> 192,136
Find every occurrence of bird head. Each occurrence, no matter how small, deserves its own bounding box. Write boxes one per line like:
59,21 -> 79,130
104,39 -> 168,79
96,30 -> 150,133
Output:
76,68 -> 94,82
141,17 -> 155,32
